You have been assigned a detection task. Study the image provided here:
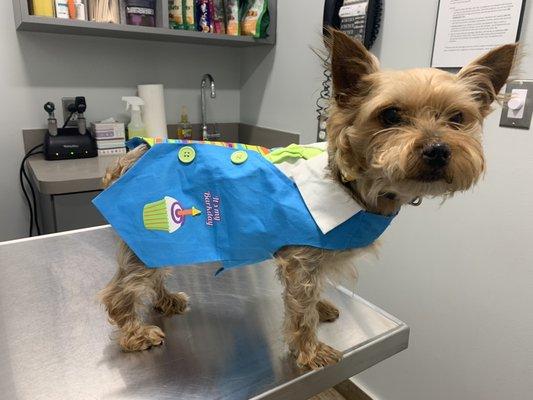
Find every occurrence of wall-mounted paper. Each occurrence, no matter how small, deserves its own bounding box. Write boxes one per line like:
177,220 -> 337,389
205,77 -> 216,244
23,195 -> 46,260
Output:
431,0 -> 524,68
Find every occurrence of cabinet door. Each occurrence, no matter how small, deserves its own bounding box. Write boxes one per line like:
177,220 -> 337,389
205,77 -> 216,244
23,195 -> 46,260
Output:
53,191 -> 107,232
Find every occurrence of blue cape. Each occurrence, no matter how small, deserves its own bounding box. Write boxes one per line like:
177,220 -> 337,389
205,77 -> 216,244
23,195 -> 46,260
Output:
93,143 -> 395,270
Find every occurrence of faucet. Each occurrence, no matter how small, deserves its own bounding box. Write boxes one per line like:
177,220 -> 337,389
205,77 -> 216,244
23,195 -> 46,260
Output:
201,74 -> 218,140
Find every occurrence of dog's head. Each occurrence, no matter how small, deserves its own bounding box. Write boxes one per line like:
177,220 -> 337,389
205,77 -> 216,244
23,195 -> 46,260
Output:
326,30 -> 517,211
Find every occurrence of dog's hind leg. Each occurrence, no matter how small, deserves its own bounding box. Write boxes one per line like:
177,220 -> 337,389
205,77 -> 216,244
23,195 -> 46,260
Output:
153,271 -> 189,317
276,247 -> 342,369
99,240 -> 167,351
316,299 -> 340,322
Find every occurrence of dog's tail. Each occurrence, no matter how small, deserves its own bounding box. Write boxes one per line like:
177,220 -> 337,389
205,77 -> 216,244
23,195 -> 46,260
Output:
102,144 -> 148,188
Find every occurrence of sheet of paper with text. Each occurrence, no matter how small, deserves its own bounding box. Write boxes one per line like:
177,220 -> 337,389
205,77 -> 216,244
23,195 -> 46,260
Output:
432,0 -> 523,68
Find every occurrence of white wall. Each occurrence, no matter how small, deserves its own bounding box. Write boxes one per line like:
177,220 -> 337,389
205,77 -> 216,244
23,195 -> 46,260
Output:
354,1 -> 533,399
240,1 -> 533,399
1,1 -> 241,240
240,0 -> 326,142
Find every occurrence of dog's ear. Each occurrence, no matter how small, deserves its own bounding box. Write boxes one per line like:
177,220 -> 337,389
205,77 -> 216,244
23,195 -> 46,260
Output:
326,29 -> 379,106
457,43 -> 518,114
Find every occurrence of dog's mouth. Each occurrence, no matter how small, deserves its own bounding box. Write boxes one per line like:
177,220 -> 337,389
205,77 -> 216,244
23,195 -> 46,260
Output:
415,169 -> 447,182
411,164 -> 452,183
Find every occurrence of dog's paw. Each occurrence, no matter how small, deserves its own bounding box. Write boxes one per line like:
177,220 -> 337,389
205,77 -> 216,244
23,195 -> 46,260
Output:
296,342 -> 342,370
317,299 -> 340,322
154,292 -> 189,316
119,325 -> 165,351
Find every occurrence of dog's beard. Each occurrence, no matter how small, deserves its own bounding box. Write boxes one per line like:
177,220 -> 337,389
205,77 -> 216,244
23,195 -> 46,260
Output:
344,123 -> 486,206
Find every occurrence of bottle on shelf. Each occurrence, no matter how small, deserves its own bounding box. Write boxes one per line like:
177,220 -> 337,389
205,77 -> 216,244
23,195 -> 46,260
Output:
125,0 -> 156,27
55,0 -> 70,18
182,0 -> 196,30
32,0 -> 55,17
67,0 -> 76,18
169,0 -> 183,29
75,0 -> 86,20
177,106 -> 193,139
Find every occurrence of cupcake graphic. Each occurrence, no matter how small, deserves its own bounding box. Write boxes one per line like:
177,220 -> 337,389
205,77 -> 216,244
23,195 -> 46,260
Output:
143,196 -> 201,233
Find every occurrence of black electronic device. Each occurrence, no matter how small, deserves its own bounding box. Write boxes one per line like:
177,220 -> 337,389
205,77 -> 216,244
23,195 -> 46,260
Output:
317,0 -> 383,141
323,0 -> 382,49
44,127 -> 97,160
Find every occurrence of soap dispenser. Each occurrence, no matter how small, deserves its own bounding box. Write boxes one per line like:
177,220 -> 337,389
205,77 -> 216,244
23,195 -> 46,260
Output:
177,106 -> 193,139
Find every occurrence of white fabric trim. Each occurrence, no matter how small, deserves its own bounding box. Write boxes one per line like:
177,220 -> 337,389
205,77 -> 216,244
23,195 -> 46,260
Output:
276,148 -> 362,234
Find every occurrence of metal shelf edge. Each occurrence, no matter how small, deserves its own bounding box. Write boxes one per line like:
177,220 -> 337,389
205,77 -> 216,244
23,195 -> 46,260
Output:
17,15 -> 276,47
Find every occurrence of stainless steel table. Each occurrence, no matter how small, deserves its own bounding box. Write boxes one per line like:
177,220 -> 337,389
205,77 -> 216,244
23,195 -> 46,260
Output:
0,226 -> 409,400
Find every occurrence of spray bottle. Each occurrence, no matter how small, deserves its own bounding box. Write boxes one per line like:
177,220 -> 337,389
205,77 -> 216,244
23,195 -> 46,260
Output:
122,96 -> 146,139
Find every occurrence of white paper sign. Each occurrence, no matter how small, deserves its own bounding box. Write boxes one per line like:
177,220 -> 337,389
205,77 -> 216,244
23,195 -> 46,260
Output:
431,0 -> 523,68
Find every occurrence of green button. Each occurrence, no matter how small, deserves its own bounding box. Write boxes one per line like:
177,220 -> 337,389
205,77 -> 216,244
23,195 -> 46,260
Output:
178,146 -> 196,164
231,150 -> 248,164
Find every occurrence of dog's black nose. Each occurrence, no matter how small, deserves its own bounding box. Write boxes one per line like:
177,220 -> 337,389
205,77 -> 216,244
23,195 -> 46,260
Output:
422,142 -> 451,168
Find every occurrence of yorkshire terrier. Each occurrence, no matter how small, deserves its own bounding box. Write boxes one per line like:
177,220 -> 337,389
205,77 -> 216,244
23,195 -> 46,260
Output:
99,30 -> 517,370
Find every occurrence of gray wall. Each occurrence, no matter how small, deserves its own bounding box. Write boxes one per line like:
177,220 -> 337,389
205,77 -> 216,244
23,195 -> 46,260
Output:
1,1 -> 241,240
240,0 -> 325,142
354,1 -> 533,399
241,1 -> 533,399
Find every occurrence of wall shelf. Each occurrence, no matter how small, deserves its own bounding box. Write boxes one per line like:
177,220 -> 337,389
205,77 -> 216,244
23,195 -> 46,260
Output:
13,0 -> 276,47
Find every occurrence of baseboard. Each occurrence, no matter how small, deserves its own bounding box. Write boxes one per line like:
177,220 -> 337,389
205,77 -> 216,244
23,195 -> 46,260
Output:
334,379 -> 375,400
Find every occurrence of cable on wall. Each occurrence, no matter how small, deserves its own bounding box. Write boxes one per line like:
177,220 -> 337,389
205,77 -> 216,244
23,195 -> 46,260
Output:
20,144 -> 44,237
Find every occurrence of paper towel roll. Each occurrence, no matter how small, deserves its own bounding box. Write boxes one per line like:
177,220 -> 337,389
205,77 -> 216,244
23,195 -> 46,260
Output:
138,84 -> 168,138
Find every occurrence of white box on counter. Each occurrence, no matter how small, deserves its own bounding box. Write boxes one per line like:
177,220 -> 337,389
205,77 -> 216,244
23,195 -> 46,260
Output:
98,148 -> 127,157
91,122 -> 125,140
96,139 -> 126,150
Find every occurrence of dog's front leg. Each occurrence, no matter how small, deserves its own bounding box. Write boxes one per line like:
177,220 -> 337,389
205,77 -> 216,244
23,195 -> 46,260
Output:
276,248 -> 342,369
100,241 -> 169,351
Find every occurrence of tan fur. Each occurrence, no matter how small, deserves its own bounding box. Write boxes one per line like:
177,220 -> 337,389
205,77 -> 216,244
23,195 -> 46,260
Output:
99,145 -> 189,351
99,239 -> 189,351
326,30 -> 517,213
99,30 -> 517,369
102,144 -> 149,188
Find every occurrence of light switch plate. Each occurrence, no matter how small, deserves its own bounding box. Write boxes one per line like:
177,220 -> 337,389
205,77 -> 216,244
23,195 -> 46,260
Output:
499,80 -> 533,130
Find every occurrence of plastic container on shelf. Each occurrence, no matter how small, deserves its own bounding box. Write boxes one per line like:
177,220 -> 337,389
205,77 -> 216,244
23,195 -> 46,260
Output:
75,0 -> 86,20
125,0 -> 157,27
32,0 -> 55,17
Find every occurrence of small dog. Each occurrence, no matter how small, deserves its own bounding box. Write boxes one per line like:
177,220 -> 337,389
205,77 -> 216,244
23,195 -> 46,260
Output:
99,30 -> 517,370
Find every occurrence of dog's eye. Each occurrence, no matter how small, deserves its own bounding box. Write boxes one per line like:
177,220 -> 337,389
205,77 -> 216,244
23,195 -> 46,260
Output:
449,112 -> 464,126
380,107 -> 403,126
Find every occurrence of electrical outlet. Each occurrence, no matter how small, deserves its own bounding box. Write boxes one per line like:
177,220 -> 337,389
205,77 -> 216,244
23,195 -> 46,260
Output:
61,97 -> 78,127
317,114 -> 328,142
500,80 -> 533,130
